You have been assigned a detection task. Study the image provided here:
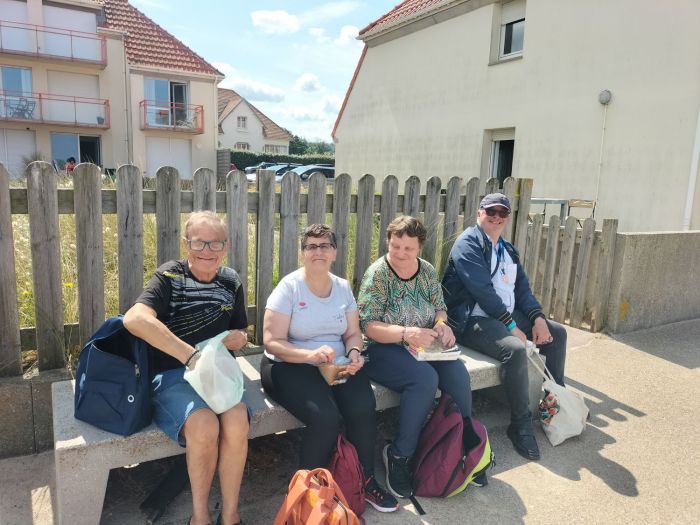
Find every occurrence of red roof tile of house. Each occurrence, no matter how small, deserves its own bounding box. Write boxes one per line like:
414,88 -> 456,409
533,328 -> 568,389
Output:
218,88 -> 291,142
359,0 -> 458,39
101,0 -> 221,76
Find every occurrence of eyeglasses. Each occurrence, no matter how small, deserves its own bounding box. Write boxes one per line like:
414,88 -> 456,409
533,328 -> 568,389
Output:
186,239 -> 227,252
302,242 -> 335,252
483,208 -> 511,218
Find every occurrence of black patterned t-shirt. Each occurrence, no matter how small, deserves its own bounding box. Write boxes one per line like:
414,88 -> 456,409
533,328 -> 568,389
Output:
136,259 -> 248,373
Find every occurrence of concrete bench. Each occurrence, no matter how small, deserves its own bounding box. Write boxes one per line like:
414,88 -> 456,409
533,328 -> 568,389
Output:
52,348 -> 542,525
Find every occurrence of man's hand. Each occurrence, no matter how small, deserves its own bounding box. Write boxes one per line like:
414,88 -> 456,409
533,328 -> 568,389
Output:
531,318 -> 553,346
223,329 -> 248,352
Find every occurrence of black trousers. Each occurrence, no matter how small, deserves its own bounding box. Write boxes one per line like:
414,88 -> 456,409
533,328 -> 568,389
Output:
458,310 -> 567,428
260,357 -> 377,477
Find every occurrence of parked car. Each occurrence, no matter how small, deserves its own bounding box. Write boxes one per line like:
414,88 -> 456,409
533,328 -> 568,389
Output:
246,163 -> 301,183
244,161 -> 278,175
289,165 -> 335,181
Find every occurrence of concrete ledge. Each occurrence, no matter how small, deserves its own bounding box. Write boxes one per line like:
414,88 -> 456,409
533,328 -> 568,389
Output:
0,376 -> 33,459
31,369 -> 73,452
52,347 -> 540,525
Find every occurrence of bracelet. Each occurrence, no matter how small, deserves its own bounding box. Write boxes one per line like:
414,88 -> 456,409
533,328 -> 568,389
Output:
346,347 -> 361,358
184,349 -> 200,368
506,320 -> 517,331
435,318 -> 445,326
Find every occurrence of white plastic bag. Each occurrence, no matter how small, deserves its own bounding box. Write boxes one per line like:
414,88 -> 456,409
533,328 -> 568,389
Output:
528,352 -> 589,446
184,331 -> 245,414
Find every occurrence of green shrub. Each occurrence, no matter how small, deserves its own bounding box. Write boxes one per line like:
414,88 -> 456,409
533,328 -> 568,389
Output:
229,150 -> 334,170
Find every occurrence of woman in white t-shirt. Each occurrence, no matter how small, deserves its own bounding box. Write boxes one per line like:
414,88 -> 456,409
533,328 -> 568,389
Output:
261,224 -> 398,513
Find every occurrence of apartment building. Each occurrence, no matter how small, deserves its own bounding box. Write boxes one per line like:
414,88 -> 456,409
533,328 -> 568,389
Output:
0,0 -> 221,179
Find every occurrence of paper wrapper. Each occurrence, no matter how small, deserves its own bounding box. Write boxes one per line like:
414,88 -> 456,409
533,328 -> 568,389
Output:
318,363 -> 349,385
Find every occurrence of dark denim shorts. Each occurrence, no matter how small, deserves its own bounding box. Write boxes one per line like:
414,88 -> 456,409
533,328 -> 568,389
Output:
151,367 -> 249,447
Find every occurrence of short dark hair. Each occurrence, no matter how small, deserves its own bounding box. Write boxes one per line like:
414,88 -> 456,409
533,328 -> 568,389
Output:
301,224 -> 336,249
386,215 -> 427,246
67,157 -> 76,163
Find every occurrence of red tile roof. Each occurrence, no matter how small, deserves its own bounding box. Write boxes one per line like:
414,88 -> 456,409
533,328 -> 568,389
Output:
218,88 -> 291,142
359,0 -> 457,39
101,0 -> 221,76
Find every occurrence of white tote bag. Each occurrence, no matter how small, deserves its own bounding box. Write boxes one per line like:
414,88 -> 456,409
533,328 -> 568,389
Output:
184,331 -> 245,414
528,352 -> 589,446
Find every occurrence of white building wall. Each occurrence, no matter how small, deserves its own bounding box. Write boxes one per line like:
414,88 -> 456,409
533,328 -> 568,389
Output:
335,0 -> 700,232
219,102 -> 265,152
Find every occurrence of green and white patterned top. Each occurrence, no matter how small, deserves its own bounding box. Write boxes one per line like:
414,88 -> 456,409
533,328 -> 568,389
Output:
357,256 -> 447,337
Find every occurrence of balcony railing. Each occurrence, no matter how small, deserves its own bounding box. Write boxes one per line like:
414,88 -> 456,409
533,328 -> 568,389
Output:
0,20 -> 106,66
0,90 -> 110,128
140,100 -> 204,133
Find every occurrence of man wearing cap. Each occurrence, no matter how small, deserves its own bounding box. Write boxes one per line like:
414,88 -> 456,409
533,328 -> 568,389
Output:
441,193 -> 567,460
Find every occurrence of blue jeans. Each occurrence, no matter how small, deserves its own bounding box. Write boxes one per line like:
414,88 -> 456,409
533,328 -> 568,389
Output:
364,343 -> 472,458
458,310 -> 567,428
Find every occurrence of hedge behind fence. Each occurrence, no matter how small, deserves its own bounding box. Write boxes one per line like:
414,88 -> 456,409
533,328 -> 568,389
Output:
230,150 -> 334,169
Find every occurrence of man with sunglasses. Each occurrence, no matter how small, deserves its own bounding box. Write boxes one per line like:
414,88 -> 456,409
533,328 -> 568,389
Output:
442,193 -> 567,461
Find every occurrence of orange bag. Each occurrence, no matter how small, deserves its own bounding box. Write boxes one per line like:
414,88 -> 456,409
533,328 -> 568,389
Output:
273,468 -> 361,525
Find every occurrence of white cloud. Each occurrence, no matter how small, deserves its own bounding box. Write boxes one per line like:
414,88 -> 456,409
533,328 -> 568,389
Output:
216,63 -> 286,102
251,10 -> 300,34
294,73 -> 322,93
301,2 -> 362,25
334,25 -> 360,46
308,27 -> 331,44
322,95 -> 343,114
284,107 -> 328,122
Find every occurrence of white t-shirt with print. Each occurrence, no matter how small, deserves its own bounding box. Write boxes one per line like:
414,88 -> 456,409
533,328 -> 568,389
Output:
264,269 -> 357,361
471,243 -> 517,318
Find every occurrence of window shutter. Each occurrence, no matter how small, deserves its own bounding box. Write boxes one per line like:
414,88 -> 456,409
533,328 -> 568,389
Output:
502,0 -> 525,25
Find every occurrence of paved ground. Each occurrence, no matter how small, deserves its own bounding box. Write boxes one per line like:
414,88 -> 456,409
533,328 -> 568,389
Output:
1,319 -> 699,525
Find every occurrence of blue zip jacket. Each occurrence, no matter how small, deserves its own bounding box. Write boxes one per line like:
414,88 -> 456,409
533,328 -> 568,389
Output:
441,224 -> 544,335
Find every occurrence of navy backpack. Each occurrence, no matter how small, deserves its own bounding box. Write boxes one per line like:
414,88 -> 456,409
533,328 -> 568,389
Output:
74,316 -> 152,436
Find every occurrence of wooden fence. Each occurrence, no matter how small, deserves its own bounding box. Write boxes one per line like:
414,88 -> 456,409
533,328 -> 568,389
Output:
0,162 -> 617,380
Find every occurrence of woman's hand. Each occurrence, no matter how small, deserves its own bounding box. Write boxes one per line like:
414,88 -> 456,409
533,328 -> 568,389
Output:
223,329 -> 248,352
307,345 -> 336,365
434,322 -> 456,347
404,326 -> 438,349
344,350 -> 364,375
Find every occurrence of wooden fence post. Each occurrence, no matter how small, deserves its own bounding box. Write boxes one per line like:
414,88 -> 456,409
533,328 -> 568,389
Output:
485,177 -> 499,194
571,218 -> 595,327
514,178 -> 533,254
591,219 -> 618,332
540,215 -> 561,316
306,172 -> 327,226
227,171 -> 249,300
403,176 -> 420,218
117,165 -> 143,313
378,176 -> 398,258
26,161 -> 65,370
255,170 -> 275,343
553,216 -> 578,323
193,167 -> 216,212
0,163 -> 21,377
502,177 -> 517,243
279,172 -> 301,279
463,177 -> 480,230
74,163 -> 105,344
439,177 -> 462,275
423,177 -> 441,266
524,213 -> 543,290
156,167 -> 181,266
352,175 -> 375,294
332,174 -> 352,278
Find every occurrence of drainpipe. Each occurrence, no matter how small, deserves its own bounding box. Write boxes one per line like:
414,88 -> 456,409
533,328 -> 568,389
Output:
592,90 -> 612,219
682,104 -> 700,230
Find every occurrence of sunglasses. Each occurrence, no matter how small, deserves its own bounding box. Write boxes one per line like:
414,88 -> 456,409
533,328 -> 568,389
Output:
483,207 -> 511,218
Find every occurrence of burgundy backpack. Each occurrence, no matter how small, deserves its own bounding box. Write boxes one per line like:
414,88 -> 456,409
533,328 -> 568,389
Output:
413,394 -> 495,498
328,434 -> 366,516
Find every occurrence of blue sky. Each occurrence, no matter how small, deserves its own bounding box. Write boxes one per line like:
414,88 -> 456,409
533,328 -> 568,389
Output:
130,1 -> 399,141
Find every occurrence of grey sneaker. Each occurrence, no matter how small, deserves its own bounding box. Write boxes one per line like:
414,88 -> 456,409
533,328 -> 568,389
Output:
382,443 -> 413,499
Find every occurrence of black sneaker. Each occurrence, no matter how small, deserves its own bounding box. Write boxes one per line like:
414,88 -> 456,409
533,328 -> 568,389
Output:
471,471 -> 488,487
382,443 -> 414,499
364,476 -> 399,513
506,424 -> 540,460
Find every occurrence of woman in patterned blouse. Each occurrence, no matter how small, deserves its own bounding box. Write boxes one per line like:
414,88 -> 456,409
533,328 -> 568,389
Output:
357,216 -> 476,499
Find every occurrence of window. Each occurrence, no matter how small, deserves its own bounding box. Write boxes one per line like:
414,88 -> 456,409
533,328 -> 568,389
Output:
0,66 -> 34,120
50,132 -> 101,169
0,128 -> 36,178
491,139 -> 514,186
144,78 -> 189,126
237,116 -> 247,129
264,144 -> 287,154
234,142 -> 250,151
490,0 -> 526,63
0,65 -> 32,94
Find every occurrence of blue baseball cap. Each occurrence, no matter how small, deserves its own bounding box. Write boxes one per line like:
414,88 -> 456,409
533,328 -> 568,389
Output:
479,193 -> 511,211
